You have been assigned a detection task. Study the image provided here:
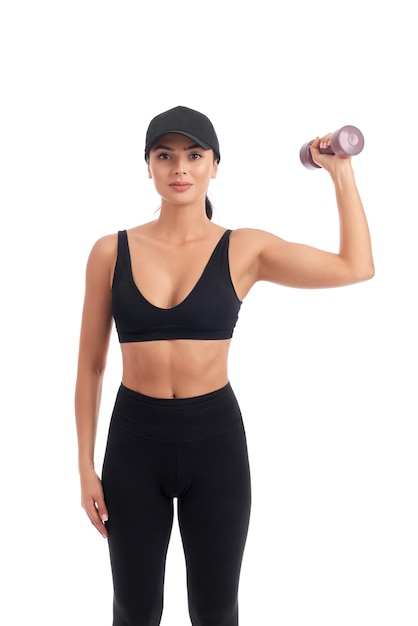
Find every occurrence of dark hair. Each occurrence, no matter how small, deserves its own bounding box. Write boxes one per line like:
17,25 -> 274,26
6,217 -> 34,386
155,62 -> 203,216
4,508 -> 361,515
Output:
205,152 -> 220,220
205,196 -> 213,220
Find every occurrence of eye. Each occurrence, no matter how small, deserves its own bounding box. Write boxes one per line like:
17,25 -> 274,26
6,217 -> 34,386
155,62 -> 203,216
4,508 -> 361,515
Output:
157,153 -> 171,160
189,153 -> 202,160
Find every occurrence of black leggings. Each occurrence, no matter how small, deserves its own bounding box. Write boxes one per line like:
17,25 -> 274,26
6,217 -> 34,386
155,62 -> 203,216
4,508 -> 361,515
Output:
102,383 -> 251,626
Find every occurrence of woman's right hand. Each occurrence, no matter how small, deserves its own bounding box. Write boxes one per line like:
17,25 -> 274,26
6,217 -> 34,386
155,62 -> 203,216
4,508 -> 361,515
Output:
80,469 -> 109,538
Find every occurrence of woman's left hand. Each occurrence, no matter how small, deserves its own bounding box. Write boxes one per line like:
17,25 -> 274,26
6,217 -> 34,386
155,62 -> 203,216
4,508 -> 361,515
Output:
309,134 -> 353,177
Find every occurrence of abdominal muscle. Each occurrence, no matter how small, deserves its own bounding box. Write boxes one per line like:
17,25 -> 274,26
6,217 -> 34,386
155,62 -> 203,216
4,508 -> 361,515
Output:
120,339 -> 232,399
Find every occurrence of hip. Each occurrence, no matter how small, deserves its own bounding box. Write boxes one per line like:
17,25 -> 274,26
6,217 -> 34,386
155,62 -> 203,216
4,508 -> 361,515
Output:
109,381 -> 244,443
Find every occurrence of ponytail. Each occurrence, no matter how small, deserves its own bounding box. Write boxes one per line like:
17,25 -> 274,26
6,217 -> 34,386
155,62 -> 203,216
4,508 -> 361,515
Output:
205,196 -> 213,220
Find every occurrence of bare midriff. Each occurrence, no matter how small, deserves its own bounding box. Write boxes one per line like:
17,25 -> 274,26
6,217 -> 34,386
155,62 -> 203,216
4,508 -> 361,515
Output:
120,339 -> 231,399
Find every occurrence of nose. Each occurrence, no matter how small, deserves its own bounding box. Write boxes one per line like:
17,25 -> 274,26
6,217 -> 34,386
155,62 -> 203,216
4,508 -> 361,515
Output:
174,156 -> 187,175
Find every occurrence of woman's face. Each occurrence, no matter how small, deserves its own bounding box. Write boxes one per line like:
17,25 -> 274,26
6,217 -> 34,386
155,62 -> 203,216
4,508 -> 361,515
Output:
147,133 -> 218,205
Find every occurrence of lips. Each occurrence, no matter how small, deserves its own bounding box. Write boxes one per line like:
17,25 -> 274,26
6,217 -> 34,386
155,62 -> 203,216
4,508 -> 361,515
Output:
169,181 -> 192,192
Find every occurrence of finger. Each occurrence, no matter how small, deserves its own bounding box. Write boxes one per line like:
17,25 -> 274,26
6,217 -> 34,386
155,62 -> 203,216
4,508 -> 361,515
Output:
309,137 -> 324,165
84,498 -> 109,538
96,500 -> 109,526
311,134 -> 335,165
319,132 -> 333,147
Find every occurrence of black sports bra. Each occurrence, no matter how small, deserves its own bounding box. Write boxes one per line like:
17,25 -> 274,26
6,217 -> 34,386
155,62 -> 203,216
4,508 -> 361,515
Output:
112,229 -> 242,342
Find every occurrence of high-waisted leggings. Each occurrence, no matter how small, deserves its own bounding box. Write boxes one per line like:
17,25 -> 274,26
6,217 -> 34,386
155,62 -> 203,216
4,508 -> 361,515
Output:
102,382 -> 251,626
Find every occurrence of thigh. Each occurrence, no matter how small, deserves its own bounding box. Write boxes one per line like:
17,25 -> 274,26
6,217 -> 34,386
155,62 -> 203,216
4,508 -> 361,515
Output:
177,422 -> 251,624
102,422 -> 176,625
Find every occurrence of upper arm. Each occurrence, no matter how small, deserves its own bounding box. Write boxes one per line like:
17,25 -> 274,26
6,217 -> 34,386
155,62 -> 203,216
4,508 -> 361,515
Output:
257,232 -> 349,288
230,228 -> 354,294
77,234 -> 118,372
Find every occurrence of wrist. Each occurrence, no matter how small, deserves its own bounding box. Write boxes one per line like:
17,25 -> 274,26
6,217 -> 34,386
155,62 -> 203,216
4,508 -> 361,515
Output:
330,159 -> 356,187
78,457 -> 95,474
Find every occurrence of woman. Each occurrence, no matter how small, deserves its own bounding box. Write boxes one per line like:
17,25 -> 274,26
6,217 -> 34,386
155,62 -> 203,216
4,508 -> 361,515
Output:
75,105 -> 374,626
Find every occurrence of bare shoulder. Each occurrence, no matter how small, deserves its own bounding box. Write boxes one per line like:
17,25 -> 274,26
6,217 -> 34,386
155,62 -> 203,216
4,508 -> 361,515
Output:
84,233 -> 120,289
87,232 -> 118,264
230,227 -> 286,256
227,228 -> 287,299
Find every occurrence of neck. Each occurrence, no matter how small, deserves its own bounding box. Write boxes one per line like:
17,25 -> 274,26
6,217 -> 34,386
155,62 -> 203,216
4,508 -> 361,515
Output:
153,200 -> 211,241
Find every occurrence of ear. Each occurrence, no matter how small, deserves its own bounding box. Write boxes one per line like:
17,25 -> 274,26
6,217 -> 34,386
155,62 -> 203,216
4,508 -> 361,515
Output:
148,165 -> 152,179
211,160 -> 219,180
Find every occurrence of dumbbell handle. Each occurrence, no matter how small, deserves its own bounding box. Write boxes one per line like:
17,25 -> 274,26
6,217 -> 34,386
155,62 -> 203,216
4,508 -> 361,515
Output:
300,125 -> 364,170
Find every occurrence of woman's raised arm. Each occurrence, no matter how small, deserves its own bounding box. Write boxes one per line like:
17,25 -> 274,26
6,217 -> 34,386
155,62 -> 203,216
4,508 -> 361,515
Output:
231,135 -> 374,295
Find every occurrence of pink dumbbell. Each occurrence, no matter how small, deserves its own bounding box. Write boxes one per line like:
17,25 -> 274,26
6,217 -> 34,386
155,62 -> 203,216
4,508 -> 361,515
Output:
299,125 -> 365,169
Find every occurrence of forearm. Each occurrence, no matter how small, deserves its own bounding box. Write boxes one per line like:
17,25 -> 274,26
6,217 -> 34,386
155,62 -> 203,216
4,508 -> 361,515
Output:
332,161 -> 374,281
75,367 -> 105,474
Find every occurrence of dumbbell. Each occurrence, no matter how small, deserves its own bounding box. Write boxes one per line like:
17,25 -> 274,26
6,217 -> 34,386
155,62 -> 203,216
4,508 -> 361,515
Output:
300,125 -> 364,169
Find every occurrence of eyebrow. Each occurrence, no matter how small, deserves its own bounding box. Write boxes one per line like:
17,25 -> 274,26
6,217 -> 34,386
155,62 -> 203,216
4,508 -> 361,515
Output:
152,142 -> 204,152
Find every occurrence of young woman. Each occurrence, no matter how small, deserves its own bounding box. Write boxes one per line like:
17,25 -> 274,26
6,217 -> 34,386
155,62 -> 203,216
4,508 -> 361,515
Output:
75,105 -> 374,626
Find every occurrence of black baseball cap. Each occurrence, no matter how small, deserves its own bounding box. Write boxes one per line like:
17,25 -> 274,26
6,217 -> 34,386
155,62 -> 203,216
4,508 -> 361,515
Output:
145,106 -> 220,163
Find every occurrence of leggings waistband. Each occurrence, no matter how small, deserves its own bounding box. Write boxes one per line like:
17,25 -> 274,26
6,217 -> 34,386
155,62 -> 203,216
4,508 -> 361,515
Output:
110,382 -> 243,443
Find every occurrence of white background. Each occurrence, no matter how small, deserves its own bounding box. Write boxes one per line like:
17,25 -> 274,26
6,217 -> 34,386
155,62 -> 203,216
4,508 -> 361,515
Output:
1,1 -> 417,624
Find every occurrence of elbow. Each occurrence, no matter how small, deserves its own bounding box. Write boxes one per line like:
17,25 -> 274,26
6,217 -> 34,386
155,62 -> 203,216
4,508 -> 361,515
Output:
92,361 -> 108,379
363,258 -> 375,281
367,263 -> 375,280
354,261 -> 375,283
77,353 -> 108,380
